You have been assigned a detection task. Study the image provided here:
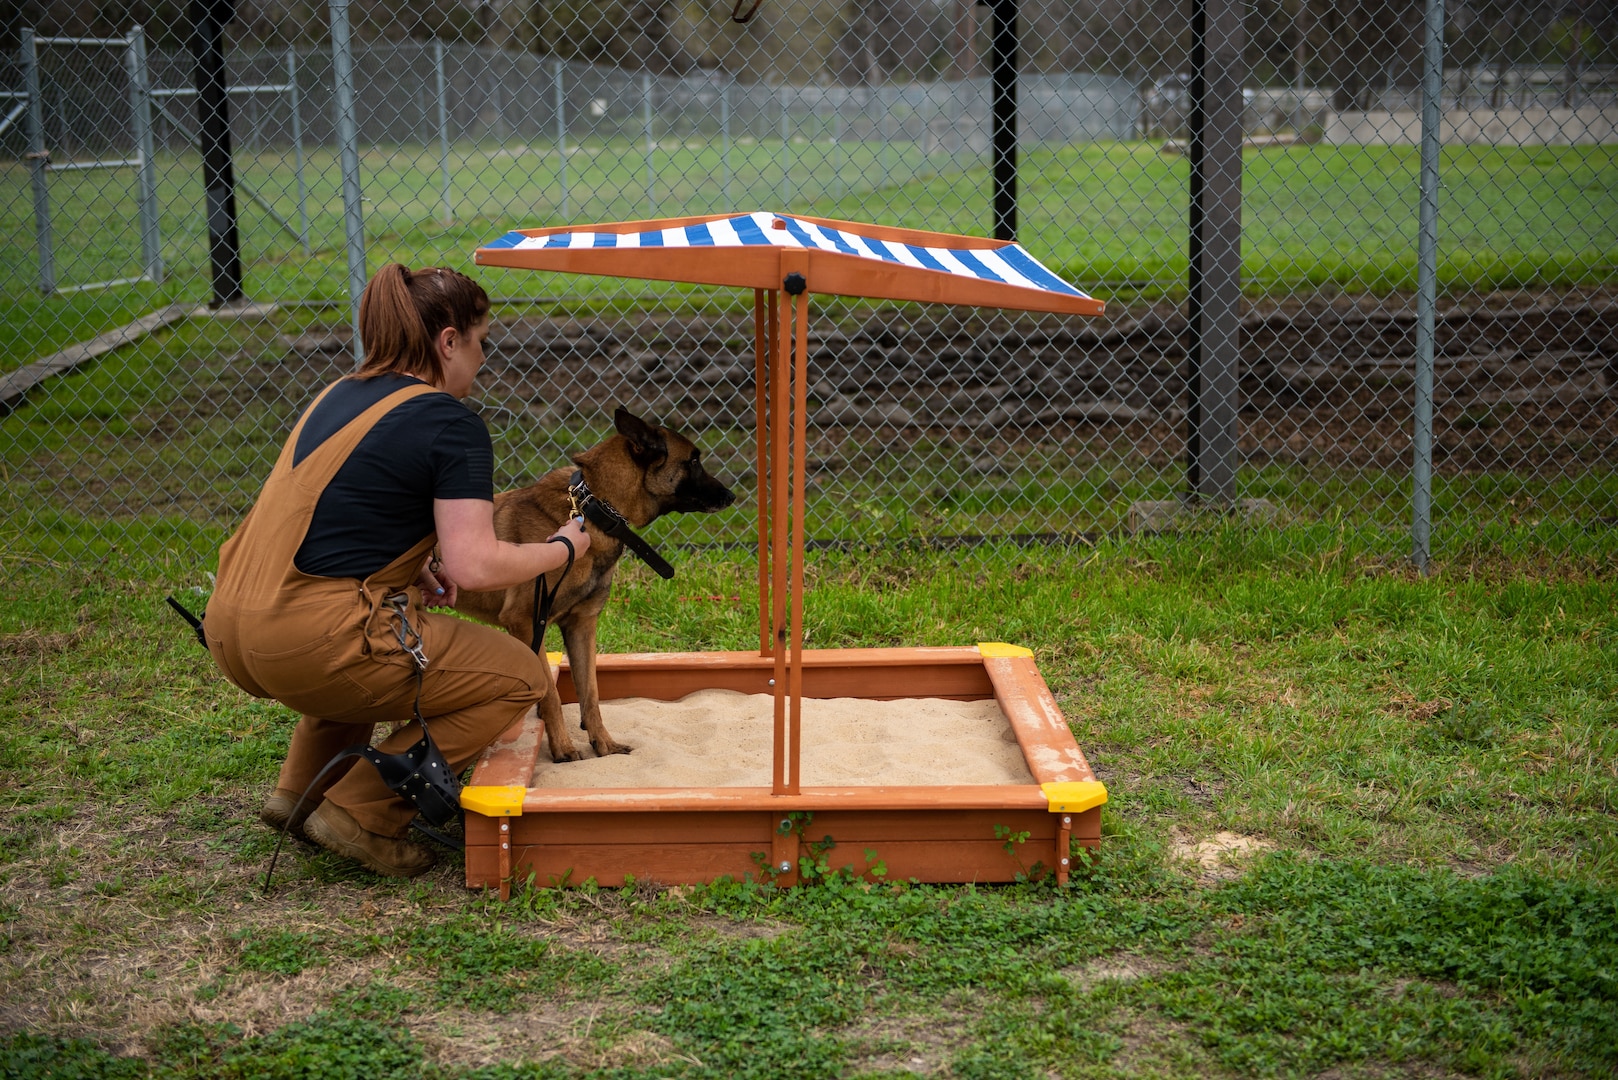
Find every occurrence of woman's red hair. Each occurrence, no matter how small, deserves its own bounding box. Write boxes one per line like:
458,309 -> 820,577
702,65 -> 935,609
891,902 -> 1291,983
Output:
355,263 -> 490,383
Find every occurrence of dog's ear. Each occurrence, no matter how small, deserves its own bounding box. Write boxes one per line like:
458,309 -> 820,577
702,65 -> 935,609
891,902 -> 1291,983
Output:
615,406 -> 667,464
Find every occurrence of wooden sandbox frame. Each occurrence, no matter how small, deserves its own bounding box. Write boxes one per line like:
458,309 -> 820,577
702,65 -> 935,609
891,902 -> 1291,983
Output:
464,213 -> 1109,896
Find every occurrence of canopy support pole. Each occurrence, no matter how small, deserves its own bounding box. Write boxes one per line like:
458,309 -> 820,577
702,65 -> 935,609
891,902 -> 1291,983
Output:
770,283 -> 792,795
788,269 -> 810,799
763,253 -> 810,799
755,287 -> 772,656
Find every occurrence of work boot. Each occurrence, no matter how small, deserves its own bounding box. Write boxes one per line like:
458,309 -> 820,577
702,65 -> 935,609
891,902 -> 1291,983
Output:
259,787 -> 320,841
303,801 -> 436,879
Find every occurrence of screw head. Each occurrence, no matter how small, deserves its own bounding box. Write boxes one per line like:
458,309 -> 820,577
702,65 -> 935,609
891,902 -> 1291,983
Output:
779,861 -> 792,873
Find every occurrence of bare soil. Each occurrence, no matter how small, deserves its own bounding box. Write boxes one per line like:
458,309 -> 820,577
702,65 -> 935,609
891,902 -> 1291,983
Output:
281,284 -> 1617,477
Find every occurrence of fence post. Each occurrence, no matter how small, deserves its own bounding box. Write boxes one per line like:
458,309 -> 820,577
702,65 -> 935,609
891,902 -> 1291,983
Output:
21,29 -> 56,295
436,39 -> 454,225
988,0 -> 1018,240
329,0 -> 367,363
126,26 -> 164,284
830,92 -> 842,201
780,82 -> 791,208
191,0 -> 244,307
1183,0 -> 1245,505
643,70 -> 655,218
1412,0 -> 1445,573
721,74 -> 731,211
554,57 -> 568,219
287,47 -> 310,254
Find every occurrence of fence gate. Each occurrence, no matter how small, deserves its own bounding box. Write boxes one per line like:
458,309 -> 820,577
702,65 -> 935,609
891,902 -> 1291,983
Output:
17,27 -> 162,295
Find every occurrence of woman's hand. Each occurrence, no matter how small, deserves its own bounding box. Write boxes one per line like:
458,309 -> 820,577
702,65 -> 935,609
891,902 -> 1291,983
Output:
417,555 -> 459,607
545,516 -> 591,557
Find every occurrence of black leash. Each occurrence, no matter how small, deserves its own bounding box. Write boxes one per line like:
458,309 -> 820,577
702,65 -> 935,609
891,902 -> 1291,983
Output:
530,532 -> 575,654
165,595 -> 207,648
568,469 -> 676,580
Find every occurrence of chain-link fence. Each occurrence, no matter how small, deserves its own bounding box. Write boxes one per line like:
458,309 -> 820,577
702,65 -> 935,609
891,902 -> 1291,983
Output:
2,0 -> 1615,571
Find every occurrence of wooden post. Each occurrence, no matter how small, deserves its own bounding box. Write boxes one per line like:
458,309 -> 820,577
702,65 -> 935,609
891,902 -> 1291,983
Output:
771,285 -> 791,794
786,264 -> 810,797
755,288 -> 771,655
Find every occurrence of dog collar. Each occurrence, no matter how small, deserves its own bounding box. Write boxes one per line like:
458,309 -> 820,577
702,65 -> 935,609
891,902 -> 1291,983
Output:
568,470 -> 676,579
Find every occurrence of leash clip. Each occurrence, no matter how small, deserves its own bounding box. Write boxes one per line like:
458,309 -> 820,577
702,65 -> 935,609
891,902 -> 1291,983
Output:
386,591 -> 429,671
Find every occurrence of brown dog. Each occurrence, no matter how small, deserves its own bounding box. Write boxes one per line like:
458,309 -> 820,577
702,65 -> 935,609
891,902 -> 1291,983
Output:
454,407 -> 736,762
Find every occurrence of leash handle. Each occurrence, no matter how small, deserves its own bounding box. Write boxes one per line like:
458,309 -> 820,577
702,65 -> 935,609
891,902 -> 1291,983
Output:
164,595 -> 208,649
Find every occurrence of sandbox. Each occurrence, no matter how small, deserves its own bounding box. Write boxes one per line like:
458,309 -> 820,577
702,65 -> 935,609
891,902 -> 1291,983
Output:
464,213 -> 1108,894
462,643 -> 1104,894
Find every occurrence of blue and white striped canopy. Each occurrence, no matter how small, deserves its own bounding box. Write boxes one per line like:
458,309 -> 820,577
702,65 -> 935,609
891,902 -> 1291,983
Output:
475,211 -> 1103,316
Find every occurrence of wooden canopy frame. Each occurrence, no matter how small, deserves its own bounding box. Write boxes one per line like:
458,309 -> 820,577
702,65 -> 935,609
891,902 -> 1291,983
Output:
463,213 -> 1108,896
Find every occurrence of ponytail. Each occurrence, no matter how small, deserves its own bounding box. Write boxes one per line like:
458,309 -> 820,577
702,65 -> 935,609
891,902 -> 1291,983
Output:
355,263 -> 491,383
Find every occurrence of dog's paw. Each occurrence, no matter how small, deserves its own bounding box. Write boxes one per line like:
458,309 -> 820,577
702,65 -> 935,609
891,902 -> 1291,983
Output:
592,739 -> 633,757
551,745 -> 586,763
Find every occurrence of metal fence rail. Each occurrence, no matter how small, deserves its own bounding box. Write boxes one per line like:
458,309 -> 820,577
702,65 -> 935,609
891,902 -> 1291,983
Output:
1,1 -> 1614,571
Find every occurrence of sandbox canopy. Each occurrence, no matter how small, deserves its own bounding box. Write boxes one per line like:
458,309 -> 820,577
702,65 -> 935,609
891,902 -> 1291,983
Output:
475,211 -> 1104,318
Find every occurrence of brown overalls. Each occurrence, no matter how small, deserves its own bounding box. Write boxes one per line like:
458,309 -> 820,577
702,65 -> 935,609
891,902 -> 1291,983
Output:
205,380 -> 546,837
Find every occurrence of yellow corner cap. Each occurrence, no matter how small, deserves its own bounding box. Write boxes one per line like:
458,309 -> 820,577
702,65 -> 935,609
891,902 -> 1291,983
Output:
461,785 -> 526,817
1042,780 -> 1108,813
978,642 -> 1034,659
546,651 -> 566,667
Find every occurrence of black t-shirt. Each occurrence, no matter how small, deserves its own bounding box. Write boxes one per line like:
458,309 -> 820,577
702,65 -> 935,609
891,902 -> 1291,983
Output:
292,374 -> 494,579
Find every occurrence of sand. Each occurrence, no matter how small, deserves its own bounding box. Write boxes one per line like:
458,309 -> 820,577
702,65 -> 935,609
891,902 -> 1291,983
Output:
529,689 -> 1036,789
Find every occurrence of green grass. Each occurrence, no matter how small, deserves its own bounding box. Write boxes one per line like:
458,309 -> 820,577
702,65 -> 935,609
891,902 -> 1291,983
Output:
4,138 -> 1615,359
1,523 -> 1615,1077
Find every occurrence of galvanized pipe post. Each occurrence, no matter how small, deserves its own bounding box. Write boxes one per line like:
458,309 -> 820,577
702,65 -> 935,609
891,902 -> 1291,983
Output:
1412,0 -> 1445,573
287,47 -> 310,253
780,83 -> 791,207
329,0 -> 367,363
126,26 -> 163,283
721,75 -> 731,211
643,71 -> 655,218
553,57 -> 568,219
20,29 -> 55,295
437,40 -> 454,224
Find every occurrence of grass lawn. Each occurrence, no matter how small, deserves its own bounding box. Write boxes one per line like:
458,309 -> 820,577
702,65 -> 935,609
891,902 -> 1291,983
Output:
1,524 -> 1615,1077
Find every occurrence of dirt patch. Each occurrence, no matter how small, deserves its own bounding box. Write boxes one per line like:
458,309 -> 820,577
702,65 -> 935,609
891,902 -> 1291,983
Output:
264,285 -> 1617,481
416,1000 -> 657,1072
838,994 -> 979,1076
1171,831 -> 1276,879
1059,952 -> 1179,991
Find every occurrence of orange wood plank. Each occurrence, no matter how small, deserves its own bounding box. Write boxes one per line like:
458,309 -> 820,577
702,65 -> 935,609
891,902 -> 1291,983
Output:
548,647 -> 995,704
509,810 -> 775,846
496,806 -> 1052,848
468,844 -> 764,888
517,784 -> 1050,814
467,839 -> 1057,889
467,711 -> 546,789
986,655 -> 1097,785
